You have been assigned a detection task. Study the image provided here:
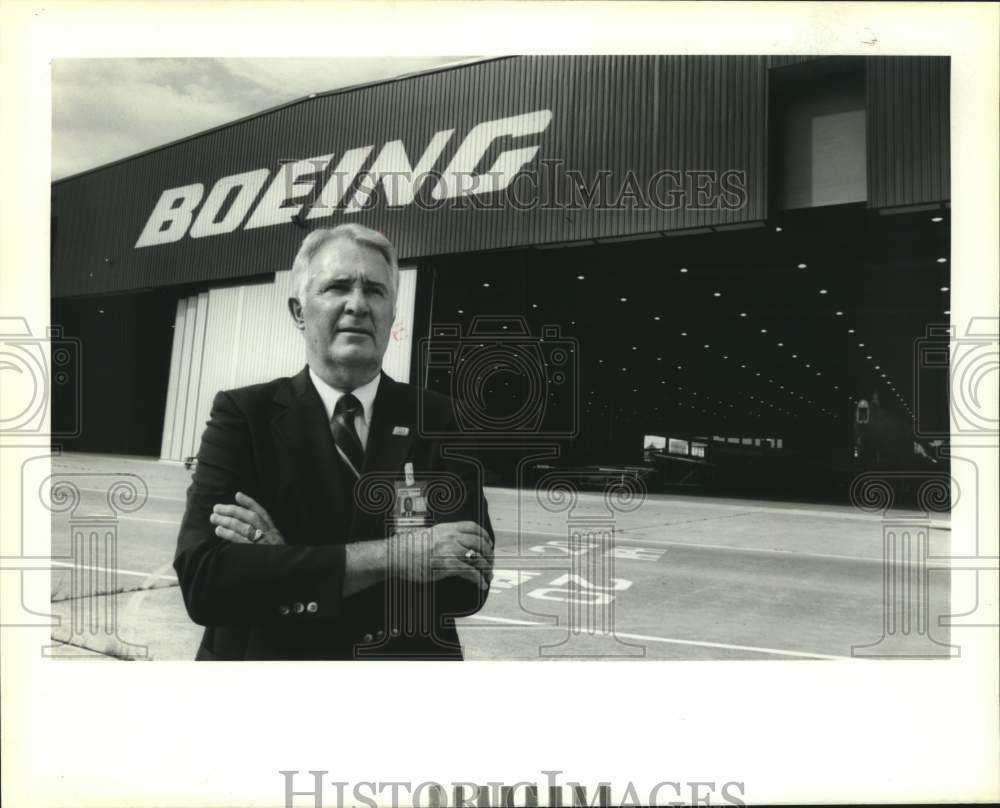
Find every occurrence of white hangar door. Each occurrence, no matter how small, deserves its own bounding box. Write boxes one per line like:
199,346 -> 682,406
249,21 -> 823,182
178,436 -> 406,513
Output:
159,266 -> 418,462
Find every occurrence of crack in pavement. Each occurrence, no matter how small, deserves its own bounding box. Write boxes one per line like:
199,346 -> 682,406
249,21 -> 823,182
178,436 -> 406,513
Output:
493,510 -> 755,535
51,581 -> 180,603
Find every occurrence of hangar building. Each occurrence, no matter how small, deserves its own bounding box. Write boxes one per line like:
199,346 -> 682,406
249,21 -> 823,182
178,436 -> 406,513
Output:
50,55 -> 951,496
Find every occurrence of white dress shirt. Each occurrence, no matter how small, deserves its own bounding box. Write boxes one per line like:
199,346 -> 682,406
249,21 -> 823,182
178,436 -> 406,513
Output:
308,367 -> 381,450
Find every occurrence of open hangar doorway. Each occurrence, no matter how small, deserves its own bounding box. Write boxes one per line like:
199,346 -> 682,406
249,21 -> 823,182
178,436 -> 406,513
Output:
422,202 -> 950,503
51,289 -> 177,457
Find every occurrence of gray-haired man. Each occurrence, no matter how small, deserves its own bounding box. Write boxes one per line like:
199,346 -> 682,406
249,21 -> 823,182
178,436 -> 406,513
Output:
174,224 -> 494,660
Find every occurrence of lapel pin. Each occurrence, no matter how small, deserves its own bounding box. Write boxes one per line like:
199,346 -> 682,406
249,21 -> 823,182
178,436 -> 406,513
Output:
392,426 -> 410,436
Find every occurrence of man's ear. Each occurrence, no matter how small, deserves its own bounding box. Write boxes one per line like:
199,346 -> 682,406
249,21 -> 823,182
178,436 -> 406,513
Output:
288,297 -> 305,330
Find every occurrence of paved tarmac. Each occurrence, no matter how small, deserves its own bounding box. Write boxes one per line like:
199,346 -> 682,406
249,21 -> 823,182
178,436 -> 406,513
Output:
47,453 -> 953,661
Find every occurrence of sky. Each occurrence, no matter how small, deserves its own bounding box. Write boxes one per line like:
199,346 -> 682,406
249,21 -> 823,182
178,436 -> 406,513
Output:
51,57 -> 479,180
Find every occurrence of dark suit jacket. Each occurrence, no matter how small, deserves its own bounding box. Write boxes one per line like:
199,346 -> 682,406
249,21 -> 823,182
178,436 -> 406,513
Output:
173,367 -> 493,660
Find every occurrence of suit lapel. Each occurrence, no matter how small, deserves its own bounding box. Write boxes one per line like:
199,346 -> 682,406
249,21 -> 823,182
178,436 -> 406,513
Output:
271,366 -> 352,543
363,373 -> 416,476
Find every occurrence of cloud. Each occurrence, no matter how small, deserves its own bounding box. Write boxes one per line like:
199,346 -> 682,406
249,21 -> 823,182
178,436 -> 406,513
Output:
52,57 -> 480,180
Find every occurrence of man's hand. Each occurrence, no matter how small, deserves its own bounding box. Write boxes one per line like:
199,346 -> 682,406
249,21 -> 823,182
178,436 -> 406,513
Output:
210,492 -> 286,546
389,521 -> 493,591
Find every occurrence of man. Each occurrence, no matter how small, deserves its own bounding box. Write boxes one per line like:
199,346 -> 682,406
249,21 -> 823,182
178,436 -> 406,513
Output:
173,223 -> 494,660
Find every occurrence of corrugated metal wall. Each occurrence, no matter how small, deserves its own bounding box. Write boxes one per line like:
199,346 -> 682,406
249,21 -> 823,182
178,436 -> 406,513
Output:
160,268 -> 417,462
866,56 -> 950,208
52,55 -> 771,298
52,55 -> 950,299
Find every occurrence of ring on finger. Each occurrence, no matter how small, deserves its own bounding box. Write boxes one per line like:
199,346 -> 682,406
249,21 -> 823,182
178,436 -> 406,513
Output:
249,527 -> 263,543
464,549 -> 477,562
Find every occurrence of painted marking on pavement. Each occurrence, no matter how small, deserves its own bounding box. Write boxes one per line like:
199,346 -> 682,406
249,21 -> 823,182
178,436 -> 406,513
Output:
490,569 -> 544,591
606,546 -> 667,562
525,538 -> 666,563
526,573 -> 633,605
493,528 -> 945,565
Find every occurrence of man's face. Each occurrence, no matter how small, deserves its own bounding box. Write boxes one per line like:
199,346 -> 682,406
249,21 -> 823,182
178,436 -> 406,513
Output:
293,238 -> 395,383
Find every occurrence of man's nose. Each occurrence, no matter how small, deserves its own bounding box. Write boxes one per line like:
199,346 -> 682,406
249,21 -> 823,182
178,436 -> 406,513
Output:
343,285 -> 369,314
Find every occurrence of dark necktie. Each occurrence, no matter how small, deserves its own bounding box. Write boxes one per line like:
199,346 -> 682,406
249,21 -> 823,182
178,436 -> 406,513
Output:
332,393 -> 365,479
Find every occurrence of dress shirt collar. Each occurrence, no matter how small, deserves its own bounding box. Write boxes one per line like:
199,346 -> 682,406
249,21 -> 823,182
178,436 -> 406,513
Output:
308,366 -> 381,426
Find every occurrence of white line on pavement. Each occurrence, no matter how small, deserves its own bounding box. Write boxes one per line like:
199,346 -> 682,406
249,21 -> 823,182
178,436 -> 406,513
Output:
117,515 -> 180,526
50,512 -> 179,525
462,614 -> 853,660
51,560 -> 178,582
63,484 -> 950,528
55,454 -> 182,467
483,488 -> 950,525
47,559 -> 853,660
67,487 -> 186,502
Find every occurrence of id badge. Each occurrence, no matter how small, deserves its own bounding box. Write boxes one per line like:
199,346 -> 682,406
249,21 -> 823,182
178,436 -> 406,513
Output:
393,462 -> 428,529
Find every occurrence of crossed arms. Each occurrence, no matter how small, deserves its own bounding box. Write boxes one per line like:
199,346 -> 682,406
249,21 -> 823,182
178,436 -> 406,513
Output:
173,389 -> 494,628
